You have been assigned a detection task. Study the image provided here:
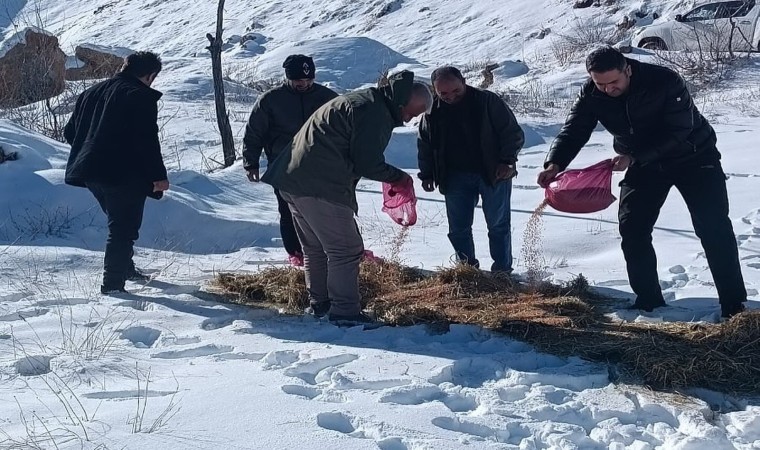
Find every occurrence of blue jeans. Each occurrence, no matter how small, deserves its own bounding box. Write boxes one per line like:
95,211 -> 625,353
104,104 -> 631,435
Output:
444,172 -> 513,272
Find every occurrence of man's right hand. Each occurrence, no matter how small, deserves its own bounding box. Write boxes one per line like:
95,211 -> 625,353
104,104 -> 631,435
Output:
537,164 -> 561,188
421,179 -> 435,192
246,169 -> 260,182
153,180 -> 170,192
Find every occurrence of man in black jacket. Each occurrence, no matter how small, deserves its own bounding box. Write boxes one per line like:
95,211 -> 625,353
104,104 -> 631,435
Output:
64,51 -> 169,295
538,46 -> 746,318
418,66 -> 525,273
242,55 -> 337,266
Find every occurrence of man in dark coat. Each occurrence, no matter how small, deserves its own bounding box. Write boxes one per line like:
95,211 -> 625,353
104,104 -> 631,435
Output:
538,46 -> 747,318
64,51 -> 169,294
242,55 -> 337,266
262,70 -> 433,324
418,66 -> 525,273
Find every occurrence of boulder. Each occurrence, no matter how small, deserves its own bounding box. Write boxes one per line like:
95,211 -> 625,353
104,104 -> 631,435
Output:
0,28 -> 66,108
65,44 -> 133,81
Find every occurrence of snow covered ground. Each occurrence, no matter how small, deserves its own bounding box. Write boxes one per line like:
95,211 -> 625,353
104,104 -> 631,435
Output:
1,0 -> 760,448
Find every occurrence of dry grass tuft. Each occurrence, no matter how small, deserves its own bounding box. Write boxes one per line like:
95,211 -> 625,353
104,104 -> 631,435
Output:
213,267 -> 307,312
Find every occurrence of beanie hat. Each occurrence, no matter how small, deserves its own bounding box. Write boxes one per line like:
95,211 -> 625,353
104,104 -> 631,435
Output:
283,54 -> 316,80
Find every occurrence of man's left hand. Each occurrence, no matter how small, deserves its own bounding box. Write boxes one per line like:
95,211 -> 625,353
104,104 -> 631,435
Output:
612,155 -> 633,172
153,180 -> 170,192
495,163 -> 517,180
393,172 -> 413,188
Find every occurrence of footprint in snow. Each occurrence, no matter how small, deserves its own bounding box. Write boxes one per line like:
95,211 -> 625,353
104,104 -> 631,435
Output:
158,336 -> 202,347
281,384 -> 347,403
379,383 -> 479,413
379,384 -> 445,405
83,389 -> 177,401
15,355 -> 53,376
213,352 -> 267,362
120,326 -> 161,348
201,315 -> 238,331
329,372 -> 411,391
282,353 -> 360,385
0,308 -> 49,322
115,300 -> 157,312
316,411 -> 424,450
261,350 -> 300,369
431,416 -> 510,443
0,292 -> 34,303
151,344 -> 233,359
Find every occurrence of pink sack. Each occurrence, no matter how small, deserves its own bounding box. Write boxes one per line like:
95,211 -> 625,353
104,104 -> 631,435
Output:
382,177 -> 418,226
545,159 -> 617,213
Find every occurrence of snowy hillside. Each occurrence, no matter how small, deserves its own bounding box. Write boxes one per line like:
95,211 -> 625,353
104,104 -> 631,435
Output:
1,0 -> 760,448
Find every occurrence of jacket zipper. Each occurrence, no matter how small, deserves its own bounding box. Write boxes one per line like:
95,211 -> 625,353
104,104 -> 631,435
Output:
625,98 -> 634,135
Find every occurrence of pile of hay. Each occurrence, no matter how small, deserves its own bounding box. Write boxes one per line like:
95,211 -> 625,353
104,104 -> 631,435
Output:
213,259 -> 426,313
214,267 -> 307,312
505,313 -> 760,394
212,262 -> 760,394
369,265 -> 598,329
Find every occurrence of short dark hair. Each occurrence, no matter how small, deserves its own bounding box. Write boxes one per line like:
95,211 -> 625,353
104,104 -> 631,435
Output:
121,51 -> 163,77
431,65 -> 465,84
585,46 -> 627,73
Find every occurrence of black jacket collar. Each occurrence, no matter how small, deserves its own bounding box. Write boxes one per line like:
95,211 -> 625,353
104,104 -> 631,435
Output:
115,72 -> 163,101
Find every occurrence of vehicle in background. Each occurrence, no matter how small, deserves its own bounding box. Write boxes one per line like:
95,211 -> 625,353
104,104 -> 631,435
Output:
631,0 -> 760,51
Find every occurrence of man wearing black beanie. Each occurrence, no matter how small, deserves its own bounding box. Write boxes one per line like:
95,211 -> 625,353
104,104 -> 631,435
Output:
242,54 -> 337,266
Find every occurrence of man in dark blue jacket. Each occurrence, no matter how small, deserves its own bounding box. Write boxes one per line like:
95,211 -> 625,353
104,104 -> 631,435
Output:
64,51 -> 169,294
538,46 -> 746,318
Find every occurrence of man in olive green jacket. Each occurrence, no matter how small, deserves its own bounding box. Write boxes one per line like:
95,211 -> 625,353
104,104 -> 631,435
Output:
262,70 -> 433,323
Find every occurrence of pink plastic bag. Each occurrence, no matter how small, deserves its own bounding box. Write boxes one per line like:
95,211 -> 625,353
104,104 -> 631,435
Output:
382,177 -> 418,226
545,159 -> 617,213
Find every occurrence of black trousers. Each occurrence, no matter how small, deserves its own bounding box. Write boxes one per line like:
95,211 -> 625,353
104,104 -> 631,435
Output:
87,182 -> 147,288
274,188 -> 302,256
618,160 -> 746,306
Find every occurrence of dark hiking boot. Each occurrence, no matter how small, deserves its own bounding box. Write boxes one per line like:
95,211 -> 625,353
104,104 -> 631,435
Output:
328,312 -> 376,327
100,285 -> 128,295
627,299 -> 667,313
127,268 -> 151,282
305,302 -> 330,318
721,303 -> 745,319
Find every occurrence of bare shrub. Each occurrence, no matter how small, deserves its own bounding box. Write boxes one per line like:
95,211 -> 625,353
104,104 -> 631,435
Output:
6,205 -> 73,239
728,85 -> 760,117
652,42 -> 749,90
551,17 -> 625,66
495,79 -> 574,116
0,76 -> 93,143
224,62 -> 281,97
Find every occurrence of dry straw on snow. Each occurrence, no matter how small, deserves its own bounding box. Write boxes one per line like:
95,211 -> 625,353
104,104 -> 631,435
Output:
212,261 -> 760,394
